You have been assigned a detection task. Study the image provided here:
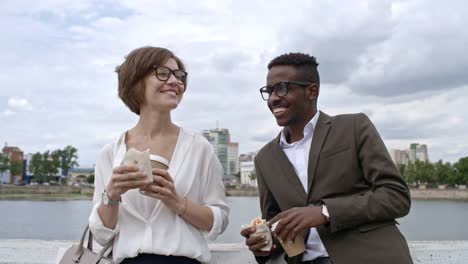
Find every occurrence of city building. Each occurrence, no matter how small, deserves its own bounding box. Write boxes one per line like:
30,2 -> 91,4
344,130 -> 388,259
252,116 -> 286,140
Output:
228,142 -> 239,175
240,161 -> 257,187
409,143 -> 429,163
390,149 -> 410,166
239,151 -> 257,162
391,143 -> 429,166
202,128 -> 239,177
68,168 -> 94,185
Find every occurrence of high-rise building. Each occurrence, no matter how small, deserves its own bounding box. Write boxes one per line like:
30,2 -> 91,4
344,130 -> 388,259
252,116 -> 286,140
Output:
228,142 -> 239,175
202,128 -> 238,176
390,149 -> 409,165
417,144 -> 429,162
393,143 -> 429,165
409,143 -> 429,163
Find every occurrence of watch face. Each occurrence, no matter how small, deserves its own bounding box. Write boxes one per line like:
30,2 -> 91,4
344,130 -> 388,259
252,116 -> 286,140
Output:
103,192 -> 110,205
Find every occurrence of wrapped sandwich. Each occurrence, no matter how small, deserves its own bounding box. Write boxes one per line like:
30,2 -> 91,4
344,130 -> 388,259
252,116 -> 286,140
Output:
243,217 -> 273,251
122,148 -> 153,183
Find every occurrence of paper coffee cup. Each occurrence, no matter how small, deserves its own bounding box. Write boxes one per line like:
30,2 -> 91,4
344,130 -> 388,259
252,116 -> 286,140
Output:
271,221 -> 306,257
276,230 -> 306,257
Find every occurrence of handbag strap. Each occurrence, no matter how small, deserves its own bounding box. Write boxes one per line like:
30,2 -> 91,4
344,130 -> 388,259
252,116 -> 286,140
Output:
87,230 -> 93,250
73,225 -> 115,262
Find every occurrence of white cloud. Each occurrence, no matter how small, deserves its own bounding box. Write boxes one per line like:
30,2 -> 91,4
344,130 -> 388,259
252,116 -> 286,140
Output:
7,97 -> 33,111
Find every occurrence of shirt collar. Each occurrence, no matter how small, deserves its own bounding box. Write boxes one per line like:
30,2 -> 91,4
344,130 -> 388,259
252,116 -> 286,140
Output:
279,111 -> 320,147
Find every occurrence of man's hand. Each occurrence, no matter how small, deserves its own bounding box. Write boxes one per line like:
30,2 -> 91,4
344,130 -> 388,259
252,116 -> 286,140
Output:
269,206 -> 328,243
240,226 -> 276,257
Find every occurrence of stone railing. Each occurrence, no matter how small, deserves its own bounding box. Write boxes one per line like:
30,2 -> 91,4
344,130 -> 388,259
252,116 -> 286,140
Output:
1,240 -> 467,264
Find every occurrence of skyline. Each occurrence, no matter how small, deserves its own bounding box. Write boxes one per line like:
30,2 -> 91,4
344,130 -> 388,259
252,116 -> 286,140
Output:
1,1 -> 468,167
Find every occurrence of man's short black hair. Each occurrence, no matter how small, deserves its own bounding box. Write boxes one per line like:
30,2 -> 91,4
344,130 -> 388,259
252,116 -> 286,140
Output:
268,52 -> 320,88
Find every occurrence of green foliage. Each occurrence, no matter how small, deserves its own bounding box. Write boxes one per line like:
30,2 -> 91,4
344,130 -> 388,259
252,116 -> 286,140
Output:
29,152 -> 45,182
401,157 -> 468,187
60,145 -> 79,176
249,171 -> 257,181
87,174 -> 95,184
0,153 -> 10,174
9,160 -> 23,176
454,157 -> 468,185
27,146 -> 79,183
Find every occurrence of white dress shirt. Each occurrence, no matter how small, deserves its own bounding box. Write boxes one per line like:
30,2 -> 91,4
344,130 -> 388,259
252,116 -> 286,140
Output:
279,111 -> 329,261
89,127 -> 229,263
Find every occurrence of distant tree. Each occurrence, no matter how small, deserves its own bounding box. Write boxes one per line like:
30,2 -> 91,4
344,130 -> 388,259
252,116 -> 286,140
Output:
433,160 -> 454,186
421,161 -> 436,186
50,150 -> 62,176
60,146 -> 79,176
42,150 -> 59,178
87,174 -> 95,184
9,160 -> 23,176
403,162 -> 418,186
249,171 -> 257,181
397,164 -> 406,178
29,152 -> 44,182
0,153 -> 10,175
454,157 -> 468,185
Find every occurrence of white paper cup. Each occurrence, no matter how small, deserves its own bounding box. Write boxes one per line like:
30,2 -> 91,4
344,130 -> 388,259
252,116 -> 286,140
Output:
276,230 -> 306,257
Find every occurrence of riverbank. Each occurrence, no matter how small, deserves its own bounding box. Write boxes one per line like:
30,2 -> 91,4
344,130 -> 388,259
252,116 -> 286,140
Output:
226,188 -> 468,201
1,185 -> 468,201
0,185 -> 93,200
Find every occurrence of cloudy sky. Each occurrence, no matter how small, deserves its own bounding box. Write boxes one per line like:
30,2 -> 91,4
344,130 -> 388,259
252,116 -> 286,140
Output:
1,0 -> 467,167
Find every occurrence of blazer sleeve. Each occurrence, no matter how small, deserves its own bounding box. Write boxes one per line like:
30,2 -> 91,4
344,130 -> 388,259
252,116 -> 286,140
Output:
322,113 -> 411,233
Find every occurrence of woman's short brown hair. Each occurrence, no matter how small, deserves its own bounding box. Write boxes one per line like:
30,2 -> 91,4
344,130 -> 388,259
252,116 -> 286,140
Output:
116,46 -> 187,115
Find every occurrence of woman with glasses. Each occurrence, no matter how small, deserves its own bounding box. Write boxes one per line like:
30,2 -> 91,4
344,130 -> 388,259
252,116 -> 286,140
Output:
89,46 -> 229,264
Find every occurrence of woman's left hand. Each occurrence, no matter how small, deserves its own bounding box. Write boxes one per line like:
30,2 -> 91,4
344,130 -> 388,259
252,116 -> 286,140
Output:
140,168 -> 185,214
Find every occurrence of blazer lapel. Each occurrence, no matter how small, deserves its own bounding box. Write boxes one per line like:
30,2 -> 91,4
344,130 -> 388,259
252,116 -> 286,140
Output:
270,133 -> 308,201
307,111 -> 332,196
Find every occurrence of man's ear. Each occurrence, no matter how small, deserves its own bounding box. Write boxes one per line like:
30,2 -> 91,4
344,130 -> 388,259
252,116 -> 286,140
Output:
307,83 -> 319,100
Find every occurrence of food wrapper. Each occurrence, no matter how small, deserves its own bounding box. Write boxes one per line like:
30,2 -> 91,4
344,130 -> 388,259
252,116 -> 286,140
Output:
242,217 -> 273,251
122,148 -> 153,183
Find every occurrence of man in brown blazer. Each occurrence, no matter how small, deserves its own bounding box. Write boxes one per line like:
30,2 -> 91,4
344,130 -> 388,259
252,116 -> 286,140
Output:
241,53 -> 413,264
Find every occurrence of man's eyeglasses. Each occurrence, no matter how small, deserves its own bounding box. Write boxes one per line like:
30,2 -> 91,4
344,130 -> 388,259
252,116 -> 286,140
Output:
153,65 -> 188,85
259,81 -> 312,101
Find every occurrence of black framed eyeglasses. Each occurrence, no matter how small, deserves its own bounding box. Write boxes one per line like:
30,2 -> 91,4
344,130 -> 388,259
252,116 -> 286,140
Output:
153,65 -> 188,85
259,81 -> 312,101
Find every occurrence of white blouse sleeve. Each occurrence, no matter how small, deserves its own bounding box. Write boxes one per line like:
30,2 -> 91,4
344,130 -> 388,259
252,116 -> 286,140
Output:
88,145 -> 119,246
202,153 -> 230,241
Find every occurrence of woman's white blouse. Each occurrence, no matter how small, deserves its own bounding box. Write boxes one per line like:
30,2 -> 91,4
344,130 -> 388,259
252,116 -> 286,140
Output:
88,128 -> 229,263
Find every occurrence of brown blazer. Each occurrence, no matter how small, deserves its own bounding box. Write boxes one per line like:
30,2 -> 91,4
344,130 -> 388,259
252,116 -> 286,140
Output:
255,112 -> 413,264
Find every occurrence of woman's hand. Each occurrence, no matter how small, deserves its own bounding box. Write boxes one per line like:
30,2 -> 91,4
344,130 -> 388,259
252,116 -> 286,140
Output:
105,165 -> 152,201
140,168 -> 185,214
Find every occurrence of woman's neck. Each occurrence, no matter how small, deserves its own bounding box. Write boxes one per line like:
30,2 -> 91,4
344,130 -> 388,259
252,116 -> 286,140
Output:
131,109 -> 178,138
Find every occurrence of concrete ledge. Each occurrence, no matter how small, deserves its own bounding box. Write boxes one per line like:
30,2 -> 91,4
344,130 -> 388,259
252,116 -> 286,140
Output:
1,240 -> 468,264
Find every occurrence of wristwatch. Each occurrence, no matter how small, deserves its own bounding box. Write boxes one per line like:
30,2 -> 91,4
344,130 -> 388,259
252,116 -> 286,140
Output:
102,190 -> 120,206
321,205 -> 330,221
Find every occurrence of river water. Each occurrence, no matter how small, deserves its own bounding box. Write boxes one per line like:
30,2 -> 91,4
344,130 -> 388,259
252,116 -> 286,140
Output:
1,197 -> 467,242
